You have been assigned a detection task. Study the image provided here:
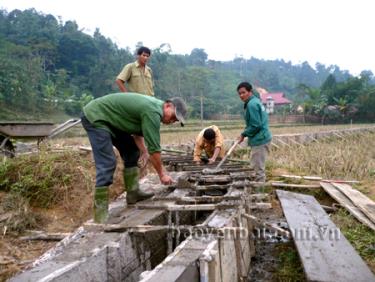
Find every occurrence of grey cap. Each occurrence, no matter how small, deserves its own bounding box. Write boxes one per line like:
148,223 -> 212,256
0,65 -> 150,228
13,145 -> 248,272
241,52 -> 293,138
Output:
170,97 -> 187,127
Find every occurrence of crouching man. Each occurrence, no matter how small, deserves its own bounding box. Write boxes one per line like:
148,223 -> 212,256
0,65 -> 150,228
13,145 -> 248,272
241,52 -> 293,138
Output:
193,125 -> 225,164
81,92 -> 187,223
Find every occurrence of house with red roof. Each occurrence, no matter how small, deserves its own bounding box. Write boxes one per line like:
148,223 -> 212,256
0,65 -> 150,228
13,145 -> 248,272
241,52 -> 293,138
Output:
260,92 -> 291,106
256,87 -> 292,114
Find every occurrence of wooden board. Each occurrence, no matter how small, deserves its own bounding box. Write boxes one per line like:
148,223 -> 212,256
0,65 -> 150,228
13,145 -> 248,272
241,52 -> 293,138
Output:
332,183 -> 375,224
272,182 -> 321,189
320,182 -> 375,231
277,189 -> 375,282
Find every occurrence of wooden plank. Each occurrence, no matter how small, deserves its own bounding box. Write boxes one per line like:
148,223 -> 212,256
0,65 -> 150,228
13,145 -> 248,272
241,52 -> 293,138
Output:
281,174 -> 323,181
322,179 -> 360,184
195,184 -> 231,191
136,203 -> 217,211
177,195 -> 241,204
20,231 -> 70,241
277,189 -> 375,282
332,183 -> 375,224
218,238 -> 238,282
274,137 -> 292,147
271,142 -> 280,149
320,182 -> 375,231
281,174 -> 359,184
272,182 -> 321,189
199,241 -> 220,282
249,203 -> 272,210
289,138 -> 305,146
135,203 -> 238,211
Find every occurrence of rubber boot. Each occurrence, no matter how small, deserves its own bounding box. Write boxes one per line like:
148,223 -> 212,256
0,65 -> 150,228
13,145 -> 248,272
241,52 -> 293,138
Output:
124,167 -> 154,204
93,186 -> 108,223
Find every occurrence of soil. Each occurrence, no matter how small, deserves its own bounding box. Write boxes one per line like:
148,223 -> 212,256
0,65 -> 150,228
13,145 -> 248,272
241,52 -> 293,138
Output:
247,193 -> 303,281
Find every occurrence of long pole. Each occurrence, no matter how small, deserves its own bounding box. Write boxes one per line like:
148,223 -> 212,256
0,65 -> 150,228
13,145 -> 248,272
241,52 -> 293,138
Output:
200,95 -> 203,127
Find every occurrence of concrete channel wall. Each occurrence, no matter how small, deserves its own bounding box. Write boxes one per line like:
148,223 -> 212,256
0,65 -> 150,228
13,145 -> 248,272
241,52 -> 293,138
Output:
10,170 -> 255,282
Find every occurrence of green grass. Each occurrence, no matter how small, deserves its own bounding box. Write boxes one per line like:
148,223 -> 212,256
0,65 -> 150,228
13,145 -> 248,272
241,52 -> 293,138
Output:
331,209 -> 375,265
0,150 -> 91,208
0,150 -> 93,233
274,242 -> 306,281
0,105 -> 74,123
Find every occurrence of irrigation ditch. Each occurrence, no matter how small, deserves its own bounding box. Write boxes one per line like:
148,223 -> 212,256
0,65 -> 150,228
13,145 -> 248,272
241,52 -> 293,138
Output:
6,126 -> 375,281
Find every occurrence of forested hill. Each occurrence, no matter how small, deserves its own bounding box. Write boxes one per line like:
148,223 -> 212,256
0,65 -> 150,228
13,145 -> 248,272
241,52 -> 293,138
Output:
1,8 -> 374,120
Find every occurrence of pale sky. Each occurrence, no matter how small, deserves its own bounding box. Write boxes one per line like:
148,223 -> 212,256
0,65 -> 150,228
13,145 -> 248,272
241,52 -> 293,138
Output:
1,0 -> 374,75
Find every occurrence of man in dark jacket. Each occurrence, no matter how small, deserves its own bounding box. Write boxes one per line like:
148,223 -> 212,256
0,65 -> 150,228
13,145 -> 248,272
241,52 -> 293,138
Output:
236,82 -> 272,182
82,93 -> 187,223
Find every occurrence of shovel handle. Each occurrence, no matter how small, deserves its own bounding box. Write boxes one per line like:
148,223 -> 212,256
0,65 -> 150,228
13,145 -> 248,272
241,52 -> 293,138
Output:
215,139 -> 241,170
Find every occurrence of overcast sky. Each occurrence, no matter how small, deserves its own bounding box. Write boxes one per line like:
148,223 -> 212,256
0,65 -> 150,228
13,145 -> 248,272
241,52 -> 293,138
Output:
1,0 -> 374,75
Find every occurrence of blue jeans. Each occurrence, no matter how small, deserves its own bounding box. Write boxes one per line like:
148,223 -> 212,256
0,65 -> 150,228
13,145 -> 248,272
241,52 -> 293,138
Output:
81,115 -> 139,187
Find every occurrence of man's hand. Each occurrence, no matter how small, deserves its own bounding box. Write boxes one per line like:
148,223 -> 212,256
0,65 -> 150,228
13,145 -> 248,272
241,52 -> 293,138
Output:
208,158 -> 216,164
160,174 -> 173,185
237,135 -> 245,144
137,151 -> 149,168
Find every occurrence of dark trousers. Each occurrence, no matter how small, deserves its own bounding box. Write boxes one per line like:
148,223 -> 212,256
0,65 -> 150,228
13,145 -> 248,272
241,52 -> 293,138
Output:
81,115 -> 139,187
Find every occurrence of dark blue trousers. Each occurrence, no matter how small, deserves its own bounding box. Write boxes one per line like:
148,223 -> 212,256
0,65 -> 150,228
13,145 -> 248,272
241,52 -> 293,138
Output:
81,115 -> 139,187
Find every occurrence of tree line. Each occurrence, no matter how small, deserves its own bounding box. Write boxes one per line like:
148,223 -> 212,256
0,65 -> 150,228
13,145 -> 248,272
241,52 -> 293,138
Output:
0,8 -> 374,122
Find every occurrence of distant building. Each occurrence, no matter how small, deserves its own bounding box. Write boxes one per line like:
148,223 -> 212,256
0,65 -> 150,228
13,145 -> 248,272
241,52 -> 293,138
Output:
255,87 -> 292,114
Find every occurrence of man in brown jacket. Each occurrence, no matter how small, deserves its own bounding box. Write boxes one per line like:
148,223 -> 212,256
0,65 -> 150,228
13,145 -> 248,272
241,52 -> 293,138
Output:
115,46 -> 154,96
193,125 -> 226,164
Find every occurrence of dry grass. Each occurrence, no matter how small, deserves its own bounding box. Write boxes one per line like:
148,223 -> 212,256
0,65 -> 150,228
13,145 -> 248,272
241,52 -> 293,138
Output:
160,123 -> 375,145
0,150 -> 96,234
270,123 -> 374,135
269,132 -> 375,184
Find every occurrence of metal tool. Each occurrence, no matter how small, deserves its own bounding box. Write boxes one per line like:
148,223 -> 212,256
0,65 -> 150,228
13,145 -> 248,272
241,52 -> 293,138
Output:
202,139 -> 241,174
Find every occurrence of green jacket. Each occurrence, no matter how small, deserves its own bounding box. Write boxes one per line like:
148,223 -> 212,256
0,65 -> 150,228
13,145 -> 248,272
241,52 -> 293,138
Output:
241,95 -> 272,146
83,92 -> 164,154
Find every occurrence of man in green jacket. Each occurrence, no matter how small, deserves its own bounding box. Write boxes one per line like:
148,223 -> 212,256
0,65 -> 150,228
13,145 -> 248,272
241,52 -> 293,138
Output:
236,82 -> 272,182
82,93 -> 187,223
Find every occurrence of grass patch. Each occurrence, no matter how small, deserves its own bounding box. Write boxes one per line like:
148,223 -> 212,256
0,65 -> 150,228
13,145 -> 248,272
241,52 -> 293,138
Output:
274,242 -> 306,281
331,209 -> 375,269
0,150 -> 94,234
0,193 -> 42,233
0,151 -> 91,208
0,104 -> 75,122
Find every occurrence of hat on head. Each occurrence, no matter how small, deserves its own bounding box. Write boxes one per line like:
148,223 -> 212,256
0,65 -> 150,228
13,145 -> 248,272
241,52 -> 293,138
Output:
170,97 -> 187,127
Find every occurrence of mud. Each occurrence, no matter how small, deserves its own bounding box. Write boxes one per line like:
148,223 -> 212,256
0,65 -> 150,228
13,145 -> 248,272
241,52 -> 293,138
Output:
247,194 -> 295,282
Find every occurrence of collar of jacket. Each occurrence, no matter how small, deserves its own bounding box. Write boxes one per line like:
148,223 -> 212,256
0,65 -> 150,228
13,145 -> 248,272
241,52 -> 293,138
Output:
243,95 -> 254,109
